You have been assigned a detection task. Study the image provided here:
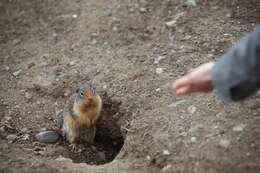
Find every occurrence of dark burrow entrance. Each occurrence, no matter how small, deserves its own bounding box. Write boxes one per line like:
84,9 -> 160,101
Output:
59,92 -> 126,165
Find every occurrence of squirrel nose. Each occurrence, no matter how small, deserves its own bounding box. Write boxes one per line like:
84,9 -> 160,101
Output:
88,98 -> 94,102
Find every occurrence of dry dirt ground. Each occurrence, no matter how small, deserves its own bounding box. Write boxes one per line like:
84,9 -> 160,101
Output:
0,0 -> 260,172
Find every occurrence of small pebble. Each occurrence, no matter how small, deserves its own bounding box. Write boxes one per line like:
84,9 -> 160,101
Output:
4,116 -> 12,121
35,131 -> 60,143
168,100 -> 186,108
25,92 -> 32,99
139,7 -> 147,13
219,139 -> 230,148
97,152 -> 106,161
184,35 -> 192,40
155,88 -> 161,92
55,156 -> 72,162
72,14 -> 78,18
187,105 -> 197,114
190,137 -> 197,143
12,70 -> 22,77
166,20 -> 176,28
129,8 -> 134,13
21,127 -> 29,133
169,35 -> 176,41
232,124 -> 246,132
146,155 -> 151,160
162,150 -> 171,156
69,61 -> 76,66
156,68 -> 164,74
21,134 -> 30,141
162,164 -> 172,172
154,56 -> 166,64
6,134 -> 17,141
185,0 -> 197,7
91,39 -> 97,45
0,126 -> 5,132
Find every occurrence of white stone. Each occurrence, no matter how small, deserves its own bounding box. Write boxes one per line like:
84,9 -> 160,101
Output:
162,150 -> 171,156
190,137 -> 197,143
156,68 -> 164,74
232,124 -> 246,132
155,88 -> 161,92
162,164 -> 172,172
219,139 -> 230,148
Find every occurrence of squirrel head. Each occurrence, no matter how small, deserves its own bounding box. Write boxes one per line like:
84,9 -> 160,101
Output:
75,84 -> 99,106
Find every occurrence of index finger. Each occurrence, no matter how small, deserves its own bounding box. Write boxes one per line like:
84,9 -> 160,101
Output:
172,76 -> 191,90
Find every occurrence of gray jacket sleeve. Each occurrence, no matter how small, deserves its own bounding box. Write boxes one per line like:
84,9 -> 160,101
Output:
212,25 -> 260,102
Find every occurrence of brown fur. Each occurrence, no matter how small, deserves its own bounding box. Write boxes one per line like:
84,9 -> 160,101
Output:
62,91 -> 102,151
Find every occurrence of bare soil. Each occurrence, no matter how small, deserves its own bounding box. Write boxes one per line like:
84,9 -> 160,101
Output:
0,0 -> 260,172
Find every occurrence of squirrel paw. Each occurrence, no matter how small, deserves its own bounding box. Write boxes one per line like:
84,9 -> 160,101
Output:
69,143 -> 84,153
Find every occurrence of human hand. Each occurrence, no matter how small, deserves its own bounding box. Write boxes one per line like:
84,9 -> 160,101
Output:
172,62 -> 215,96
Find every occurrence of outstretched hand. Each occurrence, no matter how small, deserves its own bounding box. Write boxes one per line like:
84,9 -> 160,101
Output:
172,62 -> 215,96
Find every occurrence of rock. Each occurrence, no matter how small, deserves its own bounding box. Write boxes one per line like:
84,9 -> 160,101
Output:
168,100 -> 186,108
112,26 -> 118,31
146,155 -> 151,160
55,72 -> 64,78
25,92 -> 32,99
155,88 -> 161,92
69,61 -> 76,66
55,156 -> 72,162
5,66 -> 10,71
162,150 -> 171,156
21,127 -> 29,133
13,38 -> 21,45
129,8 -> 134,13
189,123 -> 204,132
12,70 -> 22,77
92,70 -> 101,76
185,0 -> 197,7
139,7 -> 147,13
190,137 -> 197,143
219,139 -> 230,148
166,20 -> 176,28
184,35 -> 192,40
232,124 -> 246,132
154,56 -> 166,64
21,134 -> 30,141
133,160 -> 145,168
156,68 -> 164,74
98,152 -> 106,161
35,131 -> 60,143
72,14 -> 78,18
187,105 -> 197,114
226,13 -> 235,18
6,134 -> 17,141
4,116 -> 12,121
161,164 -> 172,172
64,92 -> 69,97
169,35 -> 176,41
91,39 -> 97,45
0,126 -> 5,133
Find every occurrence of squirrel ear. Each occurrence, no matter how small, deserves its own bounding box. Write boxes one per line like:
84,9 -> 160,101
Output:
76,88 -> 80,93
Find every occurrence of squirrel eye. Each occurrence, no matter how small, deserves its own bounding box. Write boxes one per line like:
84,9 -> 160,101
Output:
80,91 -> 84,97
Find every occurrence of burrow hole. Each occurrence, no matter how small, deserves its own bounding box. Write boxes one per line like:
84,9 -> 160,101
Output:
59,92 -> 128,165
